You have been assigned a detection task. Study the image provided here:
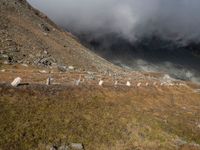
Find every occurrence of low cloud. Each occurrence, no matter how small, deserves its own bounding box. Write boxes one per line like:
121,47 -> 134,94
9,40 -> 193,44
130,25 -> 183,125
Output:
28,0 -> 200,43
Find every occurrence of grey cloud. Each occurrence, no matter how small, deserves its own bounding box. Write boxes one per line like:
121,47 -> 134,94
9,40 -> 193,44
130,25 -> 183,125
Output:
27,0 -> 200,43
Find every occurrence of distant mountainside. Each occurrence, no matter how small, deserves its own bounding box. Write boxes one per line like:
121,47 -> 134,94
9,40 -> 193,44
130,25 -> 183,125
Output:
77,33 -> 200,82
0,0 -> 120,73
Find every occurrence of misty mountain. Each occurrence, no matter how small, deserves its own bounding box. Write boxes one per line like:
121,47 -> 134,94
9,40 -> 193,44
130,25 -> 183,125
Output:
27,0 -> 200,83
77,33 -> 200,82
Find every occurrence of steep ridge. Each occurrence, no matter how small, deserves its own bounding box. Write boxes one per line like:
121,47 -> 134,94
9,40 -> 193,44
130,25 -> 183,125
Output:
0,0 -> 121,73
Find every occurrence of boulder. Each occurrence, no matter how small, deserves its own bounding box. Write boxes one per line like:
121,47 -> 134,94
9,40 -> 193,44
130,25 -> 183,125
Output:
70,143 -> 84,150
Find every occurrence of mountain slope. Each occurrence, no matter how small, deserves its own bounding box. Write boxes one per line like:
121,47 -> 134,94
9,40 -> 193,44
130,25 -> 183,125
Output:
0,0 -> 120,73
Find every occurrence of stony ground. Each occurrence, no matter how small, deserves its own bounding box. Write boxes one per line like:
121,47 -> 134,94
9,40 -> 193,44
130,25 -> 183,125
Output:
0,64 -> 200,150
0,0 -> 121,73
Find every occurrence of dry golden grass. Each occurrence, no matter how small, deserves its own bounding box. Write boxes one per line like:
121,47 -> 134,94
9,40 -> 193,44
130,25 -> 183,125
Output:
0,65 -> 200,150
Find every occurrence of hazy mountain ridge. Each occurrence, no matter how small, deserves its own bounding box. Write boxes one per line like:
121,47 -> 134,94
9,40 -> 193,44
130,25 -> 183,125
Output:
76,33 -> 200,82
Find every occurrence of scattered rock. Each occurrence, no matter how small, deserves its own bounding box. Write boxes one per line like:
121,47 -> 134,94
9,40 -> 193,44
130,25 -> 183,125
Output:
163,74 -> 171,80
39,57 -> 56,66
1,54 -> 8,58
11,77 -> 22,87
50,145 -> 58,150
43,50 -> 48,55
174,138 -> 187,146
3,60 -> 9,64
58,65 -> 67,72
70,143 -> 84,150
21,64 -> 28,67
39,70 -> 48,74
58,145 -> 69,150
68,66 -> 75,70
1,69 -> 6,72
40,23 -> 50,32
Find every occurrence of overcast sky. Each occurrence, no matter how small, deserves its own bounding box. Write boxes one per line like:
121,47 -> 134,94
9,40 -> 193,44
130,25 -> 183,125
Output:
28,0 -> 200,43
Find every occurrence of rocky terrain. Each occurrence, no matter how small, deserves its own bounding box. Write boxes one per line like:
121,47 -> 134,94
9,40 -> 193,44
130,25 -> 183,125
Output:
0,0 -> 121,73
0,0 -> 200,150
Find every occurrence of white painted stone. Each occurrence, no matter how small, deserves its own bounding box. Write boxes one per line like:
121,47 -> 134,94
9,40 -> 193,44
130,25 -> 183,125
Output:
145,83 -> 149,86
114,81 -> 118,86
75,76 -> 81,86
46,77 -> 51,85
137,83 -> 141,87
21,64 -> 28,67
126,81 -> 131,87
43,50 -> 48,54
68,66 -> 74,70
39,70 -> 48,74
99,80 -> 103,86
11,77 -> 22,87
1,69 -> 5,72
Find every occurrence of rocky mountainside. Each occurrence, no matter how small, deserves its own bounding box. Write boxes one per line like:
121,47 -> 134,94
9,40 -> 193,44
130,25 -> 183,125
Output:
0,0 -> 121,73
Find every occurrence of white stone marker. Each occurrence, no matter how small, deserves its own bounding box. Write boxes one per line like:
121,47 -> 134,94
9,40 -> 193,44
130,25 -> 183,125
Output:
99,80 -> 104,86
126,81 -> 131,87
46,77 -> 51,85
145,82 -> 149,86
11,77 -> 22,87
68,66 -> 74,70
75,76 -> 81,86
137,83 -> 141,87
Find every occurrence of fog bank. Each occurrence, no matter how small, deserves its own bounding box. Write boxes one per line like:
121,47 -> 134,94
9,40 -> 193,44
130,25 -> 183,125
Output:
28,0 -> 200,44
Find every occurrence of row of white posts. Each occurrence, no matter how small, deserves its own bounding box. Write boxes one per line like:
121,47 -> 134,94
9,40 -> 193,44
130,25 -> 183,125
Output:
11,77 -> 183,87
